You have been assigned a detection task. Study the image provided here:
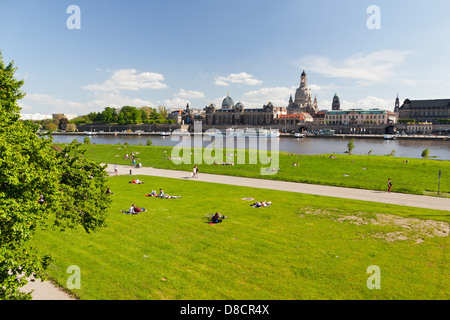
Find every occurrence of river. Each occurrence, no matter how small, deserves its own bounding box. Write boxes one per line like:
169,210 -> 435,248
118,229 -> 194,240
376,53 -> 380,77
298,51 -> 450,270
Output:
51,134 -> 450,160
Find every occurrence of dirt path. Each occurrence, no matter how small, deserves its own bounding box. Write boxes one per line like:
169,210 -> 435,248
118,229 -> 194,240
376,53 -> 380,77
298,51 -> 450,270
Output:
109,164 -> 450,211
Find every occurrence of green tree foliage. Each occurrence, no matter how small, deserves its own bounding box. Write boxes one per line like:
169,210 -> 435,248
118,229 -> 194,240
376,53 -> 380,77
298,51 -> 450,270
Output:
422,148 -> 430,158
0,53 -> 111,299
347,138 -> 355,154
157,105 -> 168,120
117,106 -> 141,124
65,123 -> 77,132
58,117 -> 69,130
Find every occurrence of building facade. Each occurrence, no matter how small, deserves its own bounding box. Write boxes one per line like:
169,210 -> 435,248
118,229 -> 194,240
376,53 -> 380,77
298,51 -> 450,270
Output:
203,95 -> 280,126
398,99 -> 450,124
324,109 -> 394,125
274,113 -> 313,126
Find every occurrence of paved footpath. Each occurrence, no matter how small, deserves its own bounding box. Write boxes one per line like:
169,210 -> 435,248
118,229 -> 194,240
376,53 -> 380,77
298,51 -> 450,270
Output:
108,164 -> 449,211
25,163 -> 449,300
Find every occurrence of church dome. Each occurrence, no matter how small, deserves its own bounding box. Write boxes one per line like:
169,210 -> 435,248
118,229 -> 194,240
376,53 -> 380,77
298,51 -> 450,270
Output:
222,95 -> 235,109
294,85 -> 312,105
235,102 -> 244,110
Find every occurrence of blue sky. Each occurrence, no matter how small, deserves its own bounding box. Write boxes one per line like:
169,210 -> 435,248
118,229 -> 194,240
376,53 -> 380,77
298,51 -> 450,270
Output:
1,0 -> 450,116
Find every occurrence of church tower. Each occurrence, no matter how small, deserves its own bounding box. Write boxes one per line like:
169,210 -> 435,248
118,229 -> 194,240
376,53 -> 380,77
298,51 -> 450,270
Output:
300,70 -> 307,87
394,94 -> 400,113
332,93 -> 341,110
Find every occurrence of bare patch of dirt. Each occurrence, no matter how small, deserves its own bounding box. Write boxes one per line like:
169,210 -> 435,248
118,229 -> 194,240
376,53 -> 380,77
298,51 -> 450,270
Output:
300,207 -> 449,244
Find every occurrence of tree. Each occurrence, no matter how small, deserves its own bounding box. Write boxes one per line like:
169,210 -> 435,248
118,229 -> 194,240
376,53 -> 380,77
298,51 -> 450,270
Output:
157,105 -> 168,120
0,52 -> 111,299
58,117 -> 69,130
422,148 -> 430,158
43,122 -> 58,131
117,106 -> 141,124
99,107 -> 118,123
65,123 -> 77,132
347,138 -> 355,154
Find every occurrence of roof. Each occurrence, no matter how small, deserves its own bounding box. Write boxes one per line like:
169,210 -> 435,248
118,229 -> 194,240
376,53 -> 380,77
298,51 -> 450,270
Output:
222,96 -> 235,108
401,99 -> 450,109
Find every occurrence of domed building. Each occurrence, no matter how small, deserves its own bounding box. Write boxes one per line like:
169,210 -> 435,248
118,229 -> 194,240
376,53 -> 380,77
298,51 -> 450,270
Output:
287,70 -> 318,116
203,93 -> 280,126
221,94 -> 235,109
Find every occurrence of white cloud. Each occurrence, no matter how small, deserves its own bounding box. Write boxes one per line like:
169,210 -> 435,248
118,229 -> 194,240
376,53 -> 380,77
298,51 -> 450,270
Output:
21,92 -> 156,115
241,86 -> 296,108
174,89 -> 205,99
300,50 -> 412,84
215,72 -> 263,86
82,69 -> 167,92
163,97 -> 190,109
342,96 -> 393,110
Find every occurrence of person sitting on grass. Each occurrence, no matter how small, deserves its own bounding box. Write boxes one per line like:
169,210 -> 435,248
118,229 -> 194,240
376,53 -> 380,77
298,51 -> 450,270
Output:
105,187 -> 114,194
211,212 -> 222,224
130,178 -> 144,184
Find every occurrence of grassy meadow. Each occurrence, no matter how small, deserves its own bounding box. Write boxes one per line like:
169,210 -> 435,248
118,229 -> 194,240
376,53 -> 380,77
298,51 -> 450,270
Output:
63,143 -> 450,197
32,175 -> 449,300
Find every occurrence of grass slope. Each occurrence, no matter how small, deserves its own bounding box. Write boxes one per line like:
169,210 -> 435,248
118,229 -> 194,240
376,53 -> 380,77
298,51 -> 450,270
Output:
65,144 -> 450,197
32,175 -> 449,300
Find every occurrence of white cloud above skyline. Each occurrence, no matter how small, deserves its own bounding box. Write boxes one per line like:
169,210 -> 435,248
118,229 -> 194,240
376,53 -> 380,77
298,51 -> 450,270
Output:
82,69 -> 168,92
241,86 -> 296,108
215,72 -> 263,86
300,50 -> 412,85
174,89 -> 205,99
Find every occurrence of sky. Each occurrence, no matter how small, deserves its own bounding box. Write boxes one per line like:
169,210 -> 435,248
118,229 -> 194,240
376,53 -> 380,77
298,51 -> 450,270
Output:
1,0 -> 450,116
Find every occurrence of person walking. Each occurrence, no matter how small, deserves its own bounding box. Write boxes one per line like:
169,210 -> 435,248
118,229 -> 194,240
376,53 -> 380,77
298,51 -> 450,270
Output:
195,165 -> 199,178
114,164 -> 118,175
387,178 -> 392,193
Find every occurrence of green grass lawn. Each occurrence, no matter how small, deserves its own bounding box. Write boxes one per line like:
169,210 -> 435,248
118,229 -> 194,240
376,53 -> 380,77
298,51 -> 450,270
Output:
63,143 -> 450,197
32,175 -> 449,300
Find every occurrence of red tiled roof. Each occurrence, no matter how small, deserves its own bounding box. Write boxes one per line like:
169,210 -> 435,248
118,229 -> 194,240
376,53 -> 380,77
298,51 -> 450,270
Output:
278,114 -> 305,120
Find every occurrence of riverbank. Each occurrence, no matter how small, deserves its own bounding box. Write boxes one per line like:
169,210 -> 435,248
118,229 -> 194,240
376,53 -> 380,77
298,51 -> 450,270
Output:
49,131 -> 450,140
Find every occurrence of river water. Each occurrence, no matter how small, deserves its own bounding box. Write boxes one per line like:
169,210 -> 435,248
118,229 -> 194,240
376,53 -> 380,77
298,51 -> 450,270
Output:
51,134 -> 450,160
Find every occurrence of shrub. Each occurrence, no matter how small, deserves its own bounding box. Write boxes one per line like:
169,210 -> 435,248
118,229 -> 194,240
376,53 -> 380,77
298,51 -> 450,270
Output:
422,148 -> 430,157
347,138 -> 355,154
146,138 -> 153,146
84,136 -> 90,144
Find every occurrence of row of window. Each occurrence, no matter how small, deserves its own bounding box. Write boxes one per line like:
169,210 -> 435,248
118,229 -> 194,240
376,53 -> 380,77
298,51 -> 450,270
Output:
410,111 -> 448,117
325,114 -> 386,120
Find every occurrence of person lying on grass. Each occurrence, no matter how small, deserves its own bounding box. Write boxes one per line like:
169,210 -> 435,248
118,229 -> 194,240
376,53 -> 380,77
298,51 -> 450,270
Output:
129,178 -> 144,184
121,204 -> 147,214
145,189 -> 181,199
250,201 -> 272,208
